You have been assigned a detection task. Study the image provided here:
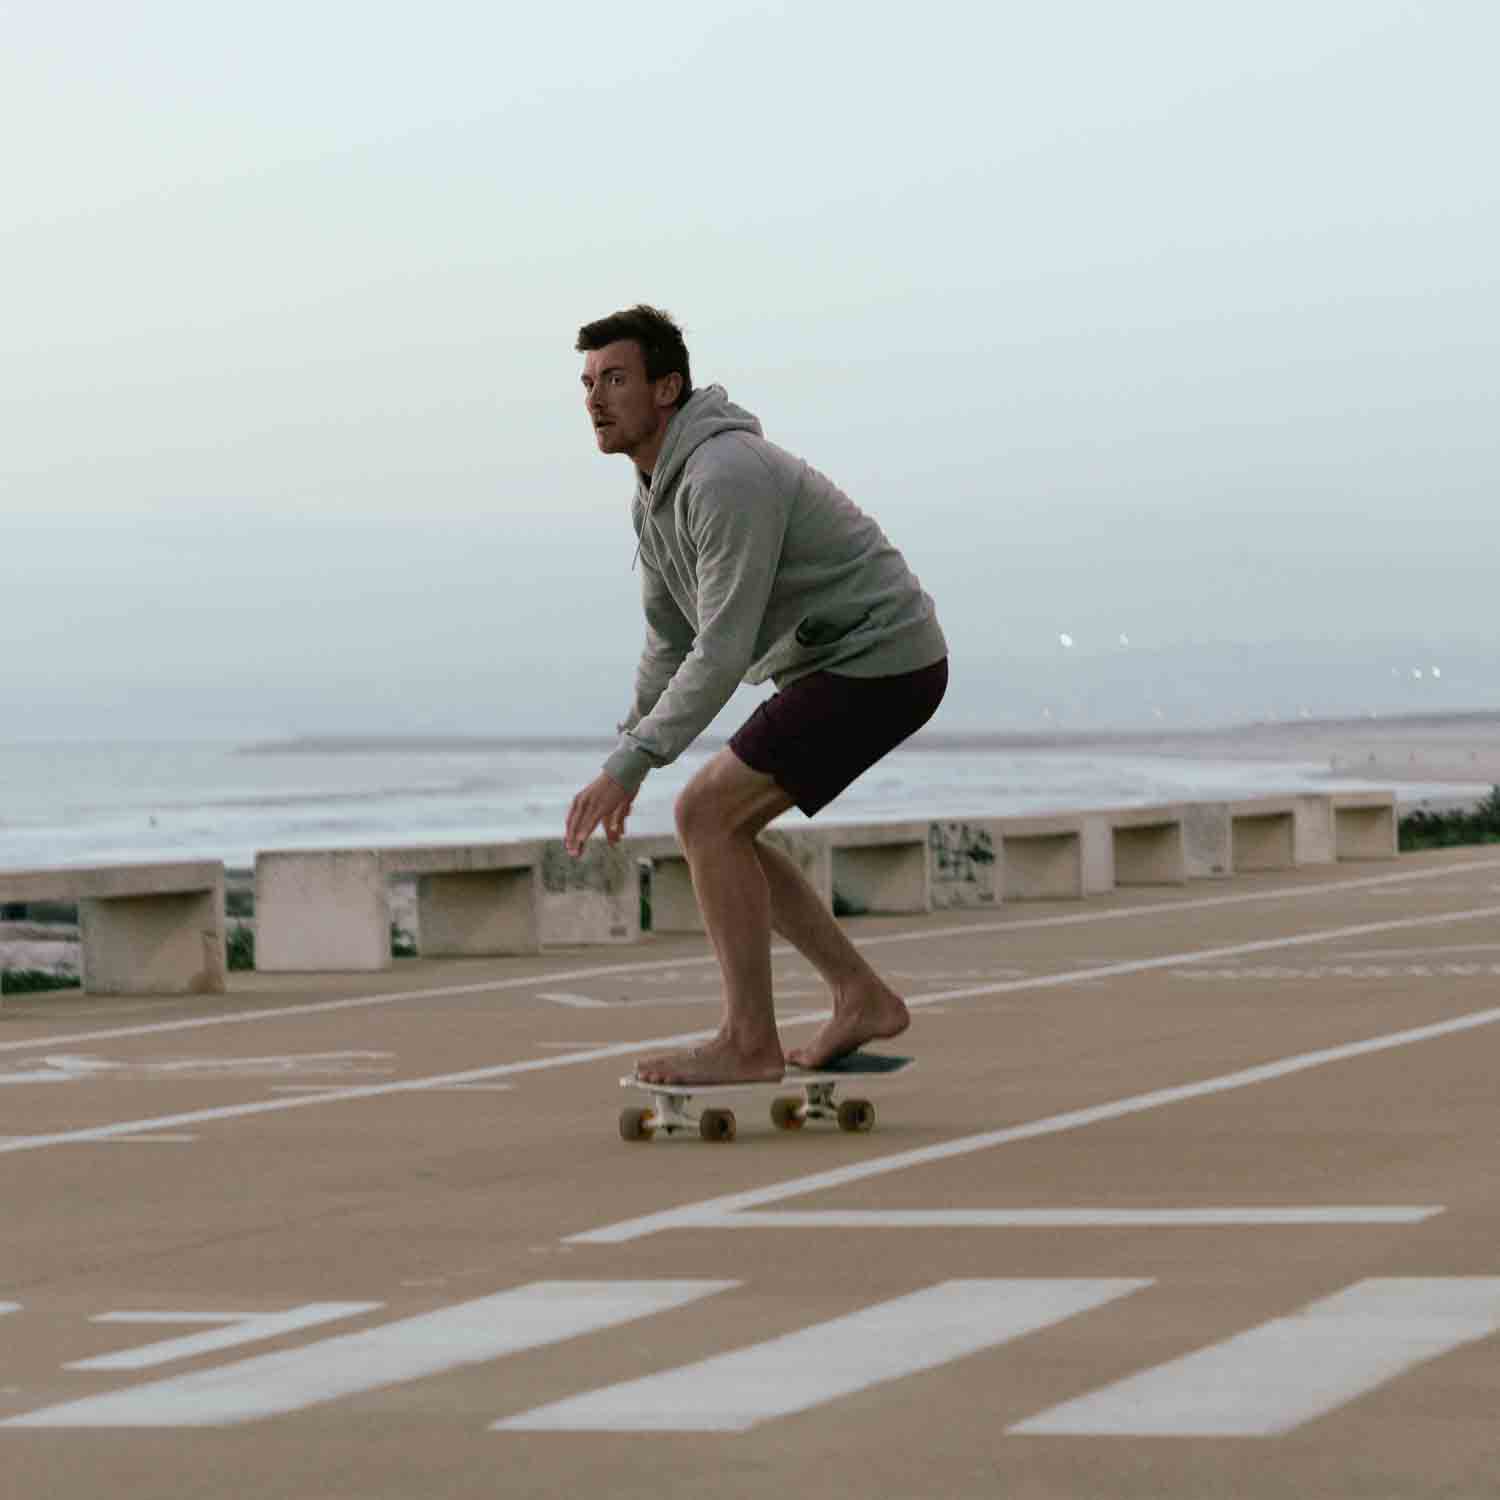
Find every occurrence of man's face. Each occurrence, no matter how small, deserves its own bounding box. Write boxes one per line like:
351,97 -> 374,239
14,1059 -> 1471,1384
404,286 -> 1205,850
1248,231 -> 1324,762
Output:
581,339 -> 676,464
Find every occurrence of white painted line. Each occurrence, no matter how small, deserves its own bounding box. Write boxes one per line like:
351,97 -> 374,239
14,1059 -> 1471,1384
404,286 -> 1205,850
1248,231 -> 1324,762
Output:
0,1303 -> 17,1317
536,992 -> 612,1009
901,904 -> 1500,1013
1011,1277 -> 1500,1437
69,1303 -> 380,1373
0,1030 -> 723,1155
569,996 -> 1500,1244
496,1278 -> 1149,1433
415,1083 -> 516,1094
95,1134 -> 198,1144
5,1281 -> 734,1429
3,855 -> 1496,1057
700,1207 -> 1444,1230
1334,942 -> 1500,961
8,905 -> 1500,1158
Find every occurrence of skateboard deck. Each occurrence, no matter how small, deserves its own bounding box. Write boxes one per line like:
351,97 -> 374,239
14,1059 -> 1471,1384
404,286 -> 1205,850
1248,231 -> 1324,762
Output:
618,1052 -> 914,1142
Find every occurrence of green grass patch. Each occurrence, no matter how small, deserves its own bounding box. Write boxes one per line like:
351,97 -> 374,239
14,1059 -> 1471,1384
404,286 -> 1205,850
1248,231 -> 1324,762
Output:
1,969 -> 83,996
227,925 -> 256,971
1398,786 -> 1500,851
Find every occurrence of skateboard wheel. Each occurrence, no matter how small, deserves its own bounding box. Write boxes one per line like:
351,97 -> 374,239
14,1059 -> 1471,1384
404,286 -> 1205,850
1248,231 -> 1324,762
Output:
699,1107 -> 737,1142
770,1096 -> 804,1130
837,1098 -> 876,1133
619,1106 -> 655,1142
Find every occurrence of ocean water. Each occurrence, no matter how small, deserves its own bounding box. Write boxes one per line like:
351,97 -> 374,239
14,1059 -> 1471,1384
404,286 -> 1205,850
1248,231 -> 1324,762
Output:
0,738 -> 1462,873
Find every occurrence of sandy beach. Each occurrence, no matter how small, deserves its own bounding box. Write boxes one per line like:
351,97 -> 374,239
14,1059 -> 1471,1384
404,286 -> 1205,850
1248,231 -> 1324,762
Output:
919,710 -> 1500,794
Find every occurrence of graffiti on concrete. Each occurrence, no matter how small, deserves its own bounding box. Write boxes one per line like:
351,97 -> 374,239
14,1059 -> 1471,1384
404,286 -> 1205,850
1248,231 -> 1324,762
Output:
928,822 -> 996,907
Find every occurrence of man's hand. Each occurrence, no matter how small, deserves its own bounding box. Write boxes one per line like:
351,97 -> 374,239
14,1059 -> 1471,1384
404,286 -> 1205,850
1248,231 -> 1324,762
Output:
565,772 -> 634,857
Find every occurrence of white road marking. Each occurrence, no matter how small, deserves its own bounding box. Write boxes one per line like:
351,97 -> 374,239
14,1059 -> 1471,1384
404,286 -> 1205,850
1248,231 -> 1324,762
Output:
536,992 -> 612,1009
3,856 -> 1497,1057
496,1279 -> 1149,1433
69,1304 -> 380,1373
1332,942 -> 1500,960
0,1304 -> 17,1317
0,1052 -> 393,1087
1011,1278 -> 1500,1437
4,1281 -> 734,1429
93,1134 -> 198,1144
1177,962 -> 1500,982
7,907 -> 1500,1158
697,1207 -> 1443,1230
569,995 -> 1500,1244
411,1083 -> 516,1094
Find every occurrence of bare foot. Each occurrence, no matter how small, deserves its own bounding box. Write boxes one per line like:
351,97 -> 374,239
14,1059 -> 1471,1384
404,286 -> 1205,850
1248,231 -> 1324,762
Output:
635,1033 -> 785,1086
785,979 -> 910,1070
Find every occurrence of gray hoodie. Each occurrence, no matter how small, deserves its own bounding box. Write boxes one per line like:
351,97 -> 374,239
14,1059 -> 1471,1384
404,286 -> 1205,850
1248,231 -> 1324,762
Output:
602,385 -> 946,795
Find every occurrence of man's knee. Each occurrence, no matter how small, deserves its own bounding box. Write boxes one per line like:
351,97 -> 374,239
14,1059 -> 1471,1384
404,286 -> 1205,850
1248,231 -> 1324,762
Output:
674,753 -> 788,849
673,777 -> 715,847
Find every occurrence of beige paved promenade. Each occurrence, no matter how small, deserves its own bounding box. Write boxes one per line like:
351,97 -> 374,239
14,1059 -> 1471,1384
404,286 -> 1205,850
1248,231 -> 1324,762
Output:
4,846 -> 1500,1498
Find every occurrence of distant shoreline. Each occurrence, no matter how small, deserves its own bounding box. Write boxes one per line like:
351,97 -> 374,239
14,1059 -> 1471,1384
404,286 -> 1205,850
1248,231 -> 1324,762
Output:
232,709 -> 1500,784
234,711 -> 1500,762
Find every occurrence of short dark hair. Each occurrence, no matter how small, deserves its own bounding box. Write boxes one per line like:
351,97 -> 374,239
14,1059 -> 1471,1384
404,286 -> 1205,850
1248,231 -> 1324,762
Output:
575,304 -> 692,409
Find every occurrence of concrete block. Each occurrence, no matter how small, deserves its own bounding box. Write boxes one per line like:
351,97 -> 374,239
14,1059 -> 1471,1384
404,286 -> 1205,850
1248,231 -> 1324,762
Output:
79,886 -> 226,996
1231,809 -> 1296,872
1223,796 -> 1334,873
1332,791 -> 1398,861
539,840 -> 640,946
927,820 -> 999,909
0,861 -> 226,997
418,867 -> 539,957
1080,815 -> 1114,896
832,840 -> 929,914
391,844 -> 544,958
824,823 -> 929,915
997,816 -> 1085,901
1110,807 -> 1188,887
255,850 -> 388,972
632,836 -> 700,933
1293,795 -> 1336,865
1183,803 -> 1232,879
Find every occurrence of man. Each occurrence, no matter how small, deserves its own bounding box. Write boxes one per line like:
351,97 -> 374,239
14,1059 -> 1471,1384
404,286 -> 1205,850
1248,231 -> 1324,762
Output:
564,305 -> 947,1085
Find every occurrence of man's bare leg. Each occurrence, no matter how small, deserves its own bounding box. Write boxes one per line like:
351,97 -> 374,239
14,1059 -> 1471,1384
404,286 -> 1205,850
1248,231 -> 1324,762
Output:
634,752 -> 794,1085
752,840 -> 910,1068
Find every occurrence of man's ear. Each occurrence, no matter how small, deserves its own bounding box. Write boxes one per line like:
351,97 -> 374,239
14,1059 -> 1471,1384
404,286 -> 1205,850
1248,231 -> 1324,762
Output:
656,373 -> 683,408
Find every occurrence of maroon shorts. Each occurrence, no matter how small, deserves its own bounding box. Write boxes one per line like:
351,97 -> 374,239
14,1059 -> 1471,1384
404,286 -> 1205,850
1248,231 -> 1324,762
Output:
728,657 -> 948,817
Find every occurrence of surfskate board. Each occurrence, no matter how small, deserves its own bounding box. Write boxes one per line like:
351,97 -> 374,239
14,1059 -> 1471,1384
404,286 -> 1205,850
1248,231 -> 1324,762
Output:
618,1052 -> 914,1142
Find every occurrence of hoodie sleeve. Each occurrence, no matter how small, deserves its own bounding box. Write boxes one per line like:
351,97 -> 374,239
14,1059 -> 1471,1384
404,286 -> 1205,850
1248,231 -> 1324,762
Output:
617,549 -> 695,737
603,441 -> 788,794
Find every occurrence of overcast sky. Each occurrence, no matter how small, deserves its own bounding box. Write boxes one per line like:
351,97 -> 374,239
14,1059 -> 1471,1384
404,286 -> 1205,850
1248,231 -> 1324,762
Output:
4,0 -> 1496,739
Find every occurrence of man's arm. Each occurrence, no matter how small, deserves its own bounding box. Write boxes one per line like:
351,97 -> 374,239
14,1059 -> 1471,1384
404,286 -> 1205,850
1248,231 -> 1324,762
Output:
564,549 -> 692,858
603,454 -> 788,795
618,551 -> 695,736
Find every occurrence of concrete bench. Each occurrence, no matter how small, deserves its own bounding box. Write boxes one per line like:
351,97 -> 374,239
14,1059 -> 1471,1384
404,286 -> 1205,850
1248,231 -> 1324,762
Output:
1079,805 -> 1189,895
0,861 -> 226,995
537,840 -> 641,946
256,843 -> 544,972
255,839 -> 642,972
1331,790 -> 1398,861
1182,795 -> 1339,878
825,821 -> 931,915
634,828 -> 833,934
994,814 -> 1087,901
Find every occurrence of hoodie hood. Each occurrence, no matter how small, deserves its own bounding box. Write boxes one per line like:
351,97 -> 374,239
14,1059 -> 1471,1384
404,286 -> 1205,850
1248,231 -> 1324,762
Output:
643,384 -> 762,507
